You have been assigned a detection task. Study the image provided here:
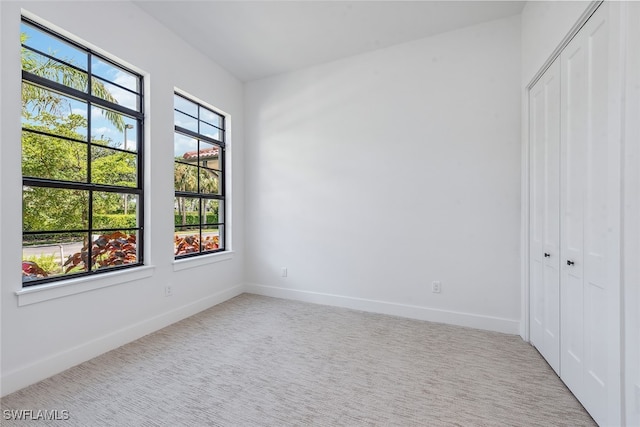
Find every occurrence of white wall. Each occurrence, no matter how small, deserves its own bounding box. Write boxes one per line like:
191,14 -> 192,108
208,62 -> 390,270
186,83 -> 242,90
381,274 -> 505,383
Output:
244,16 -> 522,334
0,1 -> 244,396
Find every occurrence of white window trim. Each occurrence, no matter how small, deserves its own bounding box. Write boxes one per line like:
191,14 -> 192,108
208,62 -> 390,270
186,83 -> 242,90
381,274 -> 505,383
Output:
16,265 -> 155,306
173,250 -> 233,272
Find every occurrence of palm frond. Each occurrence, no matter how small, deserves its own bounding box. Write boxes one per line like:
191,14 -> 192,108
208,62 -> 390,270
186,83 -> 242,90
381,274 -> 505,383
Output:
22,33 -> 126,131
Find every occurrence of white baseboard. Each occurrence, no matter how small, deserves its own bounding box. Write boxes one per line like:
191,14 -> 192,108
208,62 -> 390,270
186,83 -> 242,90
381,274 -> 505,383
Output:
1,284 -> 244,397
245,283 -> 520,335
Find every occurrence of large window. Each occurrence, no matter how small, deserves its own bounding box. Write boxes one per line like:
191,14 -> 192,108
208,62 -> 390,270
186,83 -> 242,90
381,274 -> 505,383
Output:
174,93 -> 226,257
21,18 -> 144,285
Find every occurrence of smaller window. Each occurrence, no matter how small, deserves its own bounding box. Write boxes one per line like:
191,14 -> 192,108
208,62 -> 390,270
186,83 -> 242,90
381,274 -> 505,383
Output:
173,93 -> 226,257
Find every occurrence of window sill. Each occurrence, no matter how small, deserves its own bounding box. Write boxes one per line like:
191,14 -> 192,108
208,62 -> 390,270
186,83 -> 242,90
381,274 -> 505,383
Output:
15,265 -> 155,307
173,251 -> 233,272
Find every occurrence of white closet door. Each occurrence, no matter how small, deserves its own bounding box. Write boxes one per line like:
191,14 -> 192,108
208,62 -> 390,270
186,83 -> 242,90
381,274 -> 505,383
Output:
529,59 -> 561,374
560,3 -> 615,424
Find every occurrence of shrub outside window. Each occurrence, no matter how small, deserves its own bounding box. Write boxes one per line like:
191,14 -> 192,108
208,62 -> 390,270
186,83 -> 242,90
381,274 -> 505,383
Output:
21,18 -> 144,285
174,93 -> 226,257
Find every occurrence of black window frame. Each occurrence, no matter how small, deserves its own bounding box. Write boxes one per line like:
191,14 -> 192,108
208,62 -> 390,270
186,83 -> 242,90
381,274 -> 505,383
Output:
174,92 -> 226,258
21,17 -> 145,287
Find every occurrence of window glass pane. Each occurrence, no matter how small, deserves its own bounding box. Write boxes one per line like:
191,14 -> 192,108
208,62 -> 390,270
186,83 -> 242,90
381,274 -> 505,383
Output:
91,106 -> 138,151
217,225 -> 224,249
22,130 -> 87,182
91,147 -> 137,187
174,163 -> 199,192
22,83 -> 88,140
197,142 -> 220,169
91,57 -> 138,92
174,133 -> 197,158
174,197 -> 200,227
93,192 -> 138,228
174,110 -> 198,132
22,232 -> 88,282
21,22 -> 88,71
202,199 -> 221,225
22,50 -> 88,92
90,230 -> 138,271
199,107 -> 222,128
91,77 -> 140,111
200,121 -> 221,141
23,186 -> 88,231
174,228 -> 201,256
199,168 -> 221,195
201,226 -> 221,253
218,225 -> 227,249
175,195 -> 201,255
174,94 -> 197,117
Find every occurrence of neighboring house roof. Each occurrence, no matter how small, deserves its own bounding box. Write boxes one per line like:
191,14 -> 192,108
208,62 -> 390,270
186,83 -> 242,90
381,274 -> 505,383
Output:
182,147 -> 219,161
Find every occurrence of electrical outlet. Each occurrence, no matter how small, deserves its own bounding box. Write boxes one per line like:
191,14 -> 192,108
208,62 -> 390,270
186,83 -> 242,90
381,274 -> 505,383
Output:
432,281 -> 441,293
165,285 -> 173,297
281,267 -> 288,277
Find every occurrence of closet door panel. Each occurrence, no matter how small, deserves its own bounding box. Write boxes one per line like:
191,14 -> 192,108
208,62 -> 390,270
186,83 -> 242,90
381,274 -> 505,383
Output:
560,4 -> 611,424
581,10 -> 610,418
529,59 -> 560,374
542,63 -> 561,372
560,36 -> 587,399
561,39 -> 586,270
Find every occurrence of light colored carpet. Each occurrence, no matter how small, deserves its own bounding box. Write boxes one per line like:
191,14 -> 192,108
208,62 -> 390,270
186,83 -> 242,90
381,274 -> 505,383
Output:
1,294 -> 595,426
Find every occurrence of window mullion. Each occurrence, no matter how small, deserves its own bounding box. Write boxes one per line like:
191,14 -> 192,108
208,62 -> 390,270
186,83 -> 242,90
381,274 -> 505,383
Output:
23,178 -> 142,195
22,71 -> 143,119
174,126 -> 224,147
